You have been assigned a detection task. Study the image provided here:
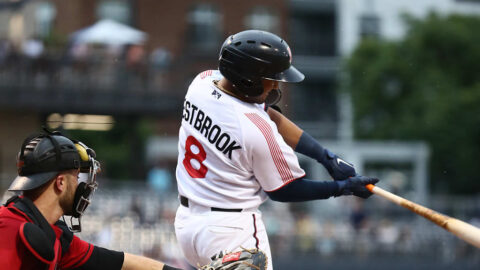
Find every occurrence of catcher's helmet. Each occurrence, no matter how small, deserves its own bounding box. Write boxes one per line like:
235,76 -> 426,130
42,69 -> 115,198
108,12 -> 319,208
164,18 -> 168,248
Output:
8,133 -> 91,191
218,30 -> 304,97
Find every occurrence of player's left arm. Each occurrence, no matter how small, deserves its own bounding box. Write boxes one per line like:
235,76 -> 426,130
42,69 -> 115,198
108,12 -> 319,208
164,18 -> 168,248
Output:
267,107 -> 356,180
266,175 -> 379,202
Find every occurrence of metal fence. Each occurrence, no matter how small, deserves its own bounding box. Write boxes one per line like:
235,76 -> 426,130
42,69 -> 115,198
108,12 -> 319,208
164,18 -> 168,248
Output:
0,46 -> 184,116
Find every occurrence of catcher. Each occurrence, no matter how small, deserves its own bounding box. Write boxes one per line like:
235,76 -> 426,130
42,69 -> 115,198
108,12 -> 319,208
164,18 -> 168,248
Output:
0,130 -> 183,270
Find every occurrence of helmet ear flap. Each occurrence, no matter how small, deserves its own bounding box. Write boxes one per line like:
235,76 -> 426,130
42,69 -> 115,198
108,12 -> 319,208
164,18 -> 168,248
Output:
219,53 -> 264,96
240,79 -> 264,96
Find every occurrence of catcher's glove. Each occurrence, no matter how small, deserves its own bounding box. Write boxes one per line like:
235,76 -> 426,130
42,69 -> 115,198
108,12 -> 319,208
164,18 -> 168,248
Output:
199,248 -> 267,270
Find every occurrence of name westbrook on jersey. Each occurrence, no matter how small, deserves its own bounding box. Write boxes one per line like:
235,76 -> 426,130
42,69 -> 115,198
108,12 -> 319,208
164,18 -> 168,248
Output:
182,99 -> 242,159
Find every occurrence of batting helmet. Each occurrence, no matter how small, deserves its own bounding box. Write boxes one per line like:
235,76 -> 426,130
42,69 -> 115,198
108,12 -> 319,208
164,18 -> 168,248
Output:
8,133 -> 91,191
218,30 -> 304,97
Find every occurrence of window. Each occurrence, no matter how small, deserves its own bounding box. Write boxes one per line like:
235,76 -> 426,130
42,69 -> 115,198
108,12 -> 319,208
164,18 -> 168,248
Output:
290,79 -> 338,123
359,14 -> 380,38
96,0 -> 131,24
290,11 -> 336,56
359,0 -> 380,38
187,3 -> 221,52
244,6 -> 279,33
35,2 -> 56,37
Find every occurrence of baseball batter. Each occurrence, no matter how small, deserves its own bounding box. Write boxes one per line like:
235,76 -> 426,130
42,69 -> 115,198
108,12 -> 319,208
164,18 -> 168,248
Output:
174,30 -> 379,269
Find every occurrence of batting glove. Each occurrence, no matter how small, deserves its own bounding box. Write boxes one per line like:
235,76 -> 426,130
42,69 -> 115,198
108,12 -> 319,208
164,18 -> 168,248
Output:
336,175 -> 379,198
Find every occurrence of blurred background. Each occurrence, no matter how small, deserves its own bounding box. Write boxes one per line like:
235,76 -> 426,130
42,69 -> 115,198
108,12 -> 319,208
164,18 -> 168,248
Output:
0,0 -> 479,269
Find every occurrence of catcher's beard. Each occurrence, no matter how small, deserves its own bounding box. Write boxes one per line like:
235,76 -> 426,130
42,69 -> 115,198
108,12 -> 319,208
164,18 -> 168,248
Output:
59,178 -> 76,216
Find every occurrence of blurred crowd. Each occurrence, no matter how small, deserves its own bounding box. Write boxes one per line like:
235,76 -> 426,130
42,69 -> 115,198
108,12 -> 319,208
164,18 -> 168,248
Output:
0,38 -> 173,93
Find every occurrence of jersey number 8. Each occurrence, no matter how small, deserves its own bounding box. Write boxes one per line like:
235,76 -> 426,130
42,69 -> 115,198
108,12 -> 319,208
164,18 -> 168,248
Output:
183,136 -> 208,178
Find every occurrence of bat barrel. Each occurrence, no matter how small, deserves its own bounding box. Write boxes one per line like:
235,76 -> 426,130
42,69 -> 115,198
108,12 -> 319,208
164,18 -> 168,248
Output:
366,184 -> 480,249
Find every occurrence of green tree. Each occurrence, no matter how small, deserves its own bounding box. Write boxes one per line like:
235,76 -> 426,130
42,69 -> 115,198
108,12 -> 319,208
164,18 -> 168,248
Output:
347,13 -> 480,194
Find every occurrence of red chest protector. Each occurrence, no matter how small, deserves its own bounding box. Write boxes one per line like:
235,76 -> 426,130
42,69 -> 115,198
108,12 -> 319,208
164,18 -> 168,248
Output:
0,196 -> 75,270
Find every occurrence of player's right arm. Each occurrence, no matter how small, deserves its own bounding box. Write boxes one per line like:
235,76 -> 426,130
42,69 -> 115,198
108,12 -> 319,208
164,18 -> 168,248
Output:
266,105 -> 302,148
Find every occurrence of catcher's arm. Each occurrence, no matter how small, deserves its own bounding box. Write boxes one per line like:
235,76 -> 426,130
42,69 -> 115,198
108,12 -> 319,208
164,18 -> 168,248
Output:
123,253 -> 182,270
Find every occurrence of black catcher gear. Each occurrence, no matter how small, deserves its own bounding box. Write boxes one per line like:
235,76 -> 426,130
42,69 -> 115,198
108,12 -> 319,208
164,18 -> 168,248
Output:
9,131 -> 100,232
9,134 -> 84,191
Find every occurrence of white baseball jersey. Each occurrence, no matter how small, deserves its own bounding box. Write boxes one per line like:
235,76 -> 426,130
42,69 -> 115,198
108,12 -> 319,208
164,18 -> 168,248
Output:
176,70 -> 305,210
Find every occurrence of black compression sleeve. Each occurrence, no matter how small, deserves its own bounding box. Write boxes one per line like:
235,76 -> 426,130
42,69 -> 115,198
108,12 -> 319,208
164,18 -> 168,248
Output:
266,178 -> 340,202
75,246 -> 124,270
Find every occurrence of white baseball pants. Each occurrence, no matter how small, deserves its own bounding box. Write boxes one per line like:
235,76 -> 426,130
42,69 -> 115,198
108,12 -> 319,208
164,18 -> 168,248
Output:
174,202 -> 273,270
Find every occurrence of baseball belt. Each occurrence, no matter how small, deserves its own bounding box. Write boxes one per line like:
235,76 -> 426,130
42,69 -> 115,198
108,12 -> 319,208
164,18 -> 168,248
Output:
180,196 -> 243,212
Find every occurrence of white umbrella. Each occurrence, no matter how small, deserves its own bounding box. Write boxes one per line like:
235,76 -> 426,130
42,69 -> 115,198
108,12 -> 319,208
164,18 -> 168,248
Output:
71,19 -> 148,46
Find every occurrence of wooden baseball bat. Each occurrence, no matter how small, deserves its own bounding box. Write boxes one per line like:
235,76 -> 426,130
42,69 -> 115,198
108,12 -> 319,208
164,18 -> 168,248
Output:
366,184 -> 480,249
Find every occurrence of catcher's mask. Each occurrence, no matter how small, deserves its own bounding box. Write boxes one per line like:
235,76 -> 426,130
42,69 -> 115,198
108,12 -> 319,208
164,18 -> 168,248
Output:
9,130 -> 100,232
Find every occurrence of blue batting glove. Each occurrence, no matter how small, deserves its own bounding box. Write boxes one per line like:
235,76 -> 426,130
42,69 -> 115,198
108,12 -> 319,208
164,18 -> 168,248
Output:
336,175 -> 379,198
324,149 -> 357,180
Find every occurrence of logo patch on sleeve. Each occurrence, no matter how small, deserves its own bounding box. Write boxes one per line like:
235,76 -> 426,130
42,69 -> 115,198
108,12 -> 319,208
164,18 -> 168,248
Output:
222,252 -> 242,263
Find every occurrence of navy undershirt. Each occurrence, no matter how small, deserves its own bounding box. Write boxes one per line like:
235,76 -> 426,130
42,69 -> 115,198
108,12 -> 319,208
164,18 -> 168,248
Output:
295,132 -> 334,169
266,178 -> 340,202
